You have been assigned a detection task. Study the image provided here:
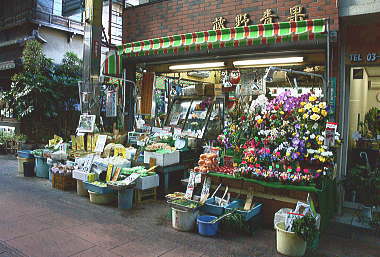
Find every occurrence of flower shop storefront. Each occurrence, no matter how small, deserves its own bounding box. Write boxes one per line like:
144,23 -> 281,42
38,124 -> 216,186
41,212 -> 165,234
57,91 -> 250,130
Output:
103,18 -> 337,229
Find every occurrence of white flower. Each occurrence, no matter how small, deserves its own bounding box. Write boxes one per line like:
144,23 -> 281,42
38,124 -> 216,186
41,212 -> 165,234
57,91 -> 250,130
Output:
307,149 -> 315,154
312,123 -> 319,130
310,134 -> 316,139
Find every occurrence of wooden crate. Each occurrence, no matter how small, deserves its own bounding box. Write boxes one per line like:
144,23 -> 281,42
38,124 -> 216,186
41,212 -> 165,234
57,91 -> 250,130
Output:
52,173 -> 76,191
134,188 -> 157,203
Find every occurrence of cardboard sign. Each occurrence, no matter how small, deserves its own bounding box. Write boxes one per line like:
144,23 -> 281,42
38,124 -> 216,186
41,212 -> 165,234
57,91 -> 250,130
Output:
324,122 -> 338,147
123,173 -> 141,185
94,135 -> 107,153
106,164 -> 113,182
185,172 -> 196,200
77,135 -> 85,151
200,177 -> 211,204
112,167 -> 121,181
195,173 -> 202,184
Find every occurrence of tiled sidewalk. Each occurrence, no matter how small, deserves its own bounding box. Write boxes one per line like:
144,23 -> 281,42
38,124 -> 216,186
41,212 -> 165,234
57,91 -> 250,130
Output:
0,155 -> 379,257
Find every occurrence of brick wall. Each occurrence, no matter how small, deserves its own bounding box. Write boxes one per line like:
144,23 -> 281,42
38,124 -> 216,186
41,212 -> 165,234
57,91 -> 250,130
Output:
123,0 -> 339,43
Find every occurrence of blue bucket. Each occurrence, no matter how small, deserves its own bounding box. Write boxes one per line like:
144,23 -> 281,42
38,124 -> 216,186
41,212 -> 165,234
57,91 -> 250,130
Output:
118,188 -> 134,209
197,215 -> 219,236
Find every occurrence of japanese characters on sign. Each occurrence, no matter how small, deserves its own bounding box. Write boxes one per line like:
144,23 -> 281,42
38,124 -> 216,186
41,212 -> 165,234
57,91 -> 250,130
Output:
235,13 -> 250,27
212,17 -> 226,30
288,5 -> 307,22
212,5 -> 308,29
260,9 -> 278,24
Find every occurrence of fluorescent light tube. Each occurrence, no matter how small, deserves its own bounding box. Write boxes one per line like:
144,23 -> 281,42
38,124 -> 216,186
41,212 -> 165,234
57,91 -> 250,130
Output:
233,57 -> 304,67
169,62 -> 225,70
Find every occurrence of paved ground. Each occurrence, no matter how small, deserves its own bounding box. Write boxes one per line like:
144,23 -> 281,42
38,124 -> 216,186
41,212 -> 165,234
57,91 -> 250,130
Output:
0,155 -> 379,257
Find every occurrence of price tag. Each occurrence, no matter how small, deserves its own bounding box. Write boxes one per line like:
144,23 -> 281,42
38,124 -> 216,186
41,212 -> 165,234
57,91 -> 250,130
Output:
185,172 -> 196,200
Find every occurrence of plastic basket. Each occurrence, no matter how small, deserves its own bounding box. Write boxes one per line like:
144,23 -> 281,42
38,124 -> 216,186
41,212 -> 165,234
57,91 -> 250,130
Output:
201,197 -> 227,216
17,150 -> 34,159
225,199 -> 263,221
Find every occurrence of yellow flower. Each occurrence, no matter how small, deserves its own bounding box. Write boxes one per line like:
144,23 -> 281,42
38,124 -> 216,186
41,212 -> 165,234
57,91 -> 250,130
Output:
303,113 -> 309,119
280,111 -> 285,115
318,140 -> 323,145
257,119 -> 263,124
319,102 -> 327,109
310,113 -> 320,121
309,95 -> 317,102
305,103 -> 312,110
321,110 -> 328,117
300,102 -> 306,106
312,107 -> 320,113
319,156 -> 326,163
286,152 -> 290,157
298,108 -> 305,113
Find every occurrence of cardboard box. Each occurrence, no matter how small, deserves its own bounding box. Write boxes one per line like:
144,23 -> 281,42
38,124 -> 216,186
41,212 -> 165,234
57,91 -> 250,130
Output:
196,84 -> 205,96
143,151 -> 180,167
136,174 -> 159,190
72,169 -> 91,181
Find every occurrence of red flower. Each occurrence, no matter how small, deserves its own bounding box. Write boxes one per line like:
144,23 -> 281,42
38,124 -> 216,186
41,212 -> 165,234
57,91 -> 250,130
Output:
274,105 -> 280,111
241,115 -> 246,121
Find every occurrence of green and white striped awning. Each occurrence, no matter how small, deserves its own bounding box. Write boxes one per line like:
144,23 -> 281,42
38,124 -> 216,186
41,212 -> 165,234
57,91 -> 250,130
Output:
102,18 -> 327,77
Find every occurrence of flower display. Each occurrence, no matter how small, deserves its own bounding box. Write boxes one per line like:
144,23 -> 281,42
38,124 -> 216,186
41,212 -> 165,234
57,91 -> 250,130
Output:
217,91 -> 340,185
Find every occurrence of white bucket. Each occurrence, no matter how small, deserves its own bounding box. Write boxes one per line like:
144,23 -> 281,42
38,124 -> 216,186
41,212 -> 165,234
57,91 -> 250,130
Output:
171,208 -> 199,232
275,222 -> 306,257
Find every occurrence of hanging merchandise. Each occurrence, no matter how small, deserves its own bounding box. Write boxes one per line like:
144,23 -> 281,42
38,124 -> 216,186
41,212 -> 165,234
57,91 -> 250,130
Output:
106,89 -> 118,117
239,69 -> 266,96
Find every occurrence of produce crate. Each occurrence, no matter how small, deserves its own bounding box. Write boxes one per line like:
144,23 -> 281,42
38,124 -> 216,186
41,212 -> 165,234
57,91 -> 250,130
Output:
225,199 -> 263,221
52,173 -> 76,191
201,197 -> 229,216
83,181 -> 115,194
72,169 -> 91,181
88,190 -> 116,205
143,151 -> 180,167
135,174 -> 159,190
134,188 -> 157,203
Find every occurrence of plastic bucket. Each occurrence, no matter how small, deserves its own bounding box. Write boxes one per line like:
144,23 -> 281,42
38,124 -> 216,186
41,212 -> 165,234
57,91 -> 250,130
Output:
171,208 -> 198,232
275,222 -> 306,257
197,215 -> 219,236
35,156 -> 49,179
118,188 -> 134,209
23,161 -> 35,177
77,180 -> 89,197
17,157 -> 33,176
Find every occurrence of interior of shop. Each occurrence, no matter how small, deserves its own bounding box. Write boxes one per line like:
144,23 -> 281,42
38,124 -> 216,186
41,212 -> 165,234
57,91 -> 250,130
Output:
342,66 -> 380,226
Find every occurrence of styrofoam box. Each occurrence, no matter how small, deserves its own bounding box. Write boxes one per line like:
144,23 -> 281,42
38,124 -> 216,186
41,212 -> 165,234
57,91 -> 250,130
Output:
144,151 -> 180,167
72,169 -> 91,181
136,174 -> 159,190
273,208 -> 321,230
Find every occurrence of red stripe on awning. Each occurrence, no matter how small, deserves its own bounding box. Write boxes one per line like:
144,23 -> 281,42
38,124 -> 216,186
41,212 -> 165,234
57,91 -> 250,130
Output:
273,23 -> 279,35
290,21 -> 297,33
234,40 -> 239,47
204,31 -> 209,41
258,24 -> 264,37
216,30 -> 222,41
230,28 -> 236,39
307,20 -> 313,32
192,32 -> 197,43
244,26 -> 250,37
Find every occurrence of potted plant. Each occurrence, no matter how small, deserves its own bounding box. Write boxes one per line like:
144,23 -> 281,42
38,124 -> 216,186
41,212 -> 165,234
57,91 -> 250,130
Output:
275,214 -> 318,257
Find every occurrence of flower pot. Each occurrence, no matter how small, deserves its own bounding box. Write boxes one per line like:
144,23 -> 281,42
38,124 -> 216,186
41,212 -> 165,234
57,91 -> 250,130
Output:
275,222 -> 306,257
